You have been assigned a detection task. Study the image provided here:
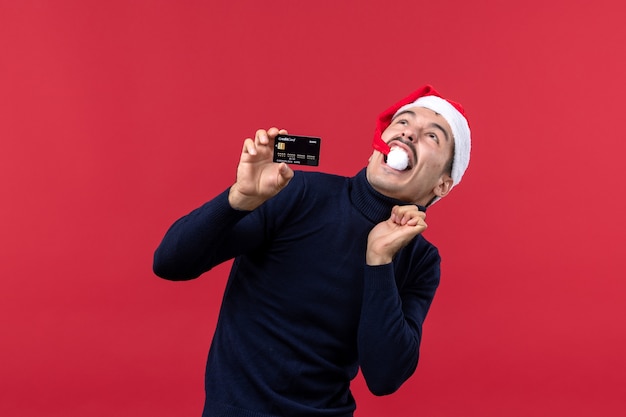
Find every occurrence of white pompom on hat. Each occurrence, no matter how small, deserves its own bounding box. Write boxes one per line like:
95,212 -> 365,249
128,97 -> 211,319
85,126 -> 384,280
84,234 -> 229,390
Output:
372,85 -> 472,200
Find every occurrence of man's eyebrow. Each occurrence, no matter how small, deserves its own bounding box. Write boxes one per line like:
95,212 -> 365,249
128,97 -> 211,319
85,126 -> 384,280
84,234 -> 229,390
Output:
392,110 -> 451,142
392,110 -> 416,120
429,122 -> 451,142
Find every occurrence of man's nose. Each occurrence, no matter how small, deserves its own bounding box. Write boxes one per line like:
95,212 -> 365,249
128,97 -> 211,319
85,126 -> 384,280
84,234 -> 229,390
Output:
401,130 -> 416,143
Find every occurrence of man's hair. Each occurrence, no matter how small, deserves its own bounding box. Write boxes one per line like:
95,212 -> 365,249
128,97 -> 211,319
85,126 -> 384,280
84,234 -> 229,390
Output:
444,141 -> 455,176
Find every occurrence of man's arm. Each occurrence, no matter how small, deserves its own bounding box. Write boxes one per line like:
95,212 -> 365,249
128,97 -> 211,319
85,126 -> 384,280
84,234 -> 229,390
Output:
152,189 -> 250,280
358,205 -> 438,395
153,127 -> 293,280
357,251 -> 439,395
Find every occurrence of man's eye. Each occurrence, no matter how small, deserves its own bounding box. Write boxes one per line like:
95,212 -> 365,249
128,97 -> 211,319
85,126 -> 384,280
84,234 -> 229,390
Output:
428,133 -> 439,143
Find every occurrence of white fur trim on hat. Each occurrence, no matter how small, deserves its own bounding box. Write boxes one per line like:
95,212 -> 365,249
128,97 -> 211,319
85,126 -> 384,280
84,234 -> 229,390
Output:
394,95 -> 471,196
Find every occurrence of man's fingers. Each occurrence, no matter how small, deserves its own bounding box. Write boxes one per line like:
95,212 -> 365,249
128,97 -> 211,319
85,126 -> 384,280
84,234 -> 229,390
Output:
266,127 -> 280,139
247,127 -> 284,156
277,163 -> 294,187
256,127 -> 287,146
255,129 -> 270,145
243,138 -> 257,155
390,205 -> 426,226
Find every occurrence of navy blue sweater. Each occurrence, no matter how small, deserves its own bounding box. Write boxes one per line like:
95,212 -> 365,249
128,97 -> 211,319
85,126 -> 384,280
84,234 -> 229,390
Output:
153,168 -> 441,417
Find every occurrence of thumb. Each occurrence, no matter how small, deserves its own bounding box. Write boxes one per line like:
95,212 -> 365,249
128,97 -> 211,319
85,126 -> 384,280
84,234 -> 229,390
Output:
277,163 -> 294,187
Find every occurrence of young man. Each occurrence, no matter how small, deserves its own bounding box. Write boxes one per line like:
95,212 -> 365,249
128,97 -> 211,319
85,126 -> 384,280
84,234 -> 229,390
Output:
153,85 -> 471,417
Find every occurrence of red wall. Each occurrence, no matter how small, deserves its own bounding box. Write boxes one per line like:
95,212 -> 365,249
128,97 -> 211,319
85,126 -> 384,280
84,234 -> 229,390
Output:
2,1 -> 625,416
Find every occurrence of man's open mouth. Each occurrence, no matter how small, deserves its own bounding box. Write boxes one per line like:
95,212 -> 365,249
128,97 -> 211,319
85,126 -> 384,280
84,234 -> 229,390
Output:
385,146 -> 413,171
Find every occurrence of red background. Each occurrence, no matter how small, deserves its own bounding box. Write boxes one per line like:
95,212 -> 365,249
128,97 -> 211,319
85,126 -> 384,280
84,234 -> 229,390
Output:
2,1 -> 625,416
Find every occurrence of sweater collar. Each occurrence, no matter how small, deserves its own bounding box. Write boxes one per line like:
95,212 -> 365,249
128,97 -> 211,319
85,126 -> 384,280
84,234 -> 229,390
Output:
349,168 -> 426,223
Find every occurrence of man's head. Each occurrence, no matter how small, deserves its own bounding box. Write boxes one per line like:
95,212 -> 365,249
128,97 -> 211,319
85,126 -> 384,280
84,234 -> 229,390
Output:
366,85 -> 471,206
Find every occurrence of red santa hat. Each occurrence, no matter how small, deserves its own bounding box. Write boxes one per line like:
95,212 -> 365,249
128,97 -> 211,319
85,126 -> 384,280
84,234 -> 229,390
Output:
372,85 -> 472,194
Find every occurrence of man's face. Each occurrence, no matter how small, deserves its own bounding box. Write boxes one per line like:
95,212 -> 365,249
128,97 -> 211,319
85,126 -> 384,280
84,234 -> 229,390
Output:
366,106 -> 455,206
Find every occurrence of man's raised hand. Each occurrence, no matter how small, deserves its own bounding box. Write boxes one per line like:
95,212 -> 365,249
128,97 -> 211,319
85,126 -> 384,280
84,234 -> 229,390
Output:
366,205 -> 428,265
228,127 -> 294,211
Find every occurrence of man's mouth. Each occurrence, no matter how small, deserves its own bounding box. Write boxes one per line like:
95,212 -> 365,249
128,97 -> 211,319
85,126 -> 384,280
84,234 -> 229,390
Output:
384,140 -> 415,171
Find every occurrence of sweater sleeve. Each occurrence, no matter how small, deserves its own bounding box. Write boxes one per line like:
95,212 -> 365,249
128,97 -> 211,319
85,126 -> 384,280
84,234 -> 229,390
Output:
152,188 -> 263,281
357,244 -> 440,396
153,173 -> 308,281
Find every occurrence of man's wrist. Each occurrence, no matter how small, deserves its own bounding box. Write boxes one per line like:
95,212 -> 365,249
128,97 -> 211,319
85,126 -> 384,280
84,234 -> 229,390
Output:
366,252 -> 392,266
228,186 -> 255,211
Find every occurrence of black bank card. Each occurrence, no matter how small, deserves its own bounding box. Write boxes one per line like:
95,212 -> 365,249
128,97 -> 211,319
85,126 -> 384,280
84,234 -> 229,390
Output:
273,134 -> 321,166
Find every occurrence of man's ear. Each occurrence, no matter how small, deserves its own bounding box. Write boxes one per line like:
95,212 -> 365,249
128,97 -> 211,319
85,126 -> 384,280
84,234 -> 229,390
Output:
434,174 -> 454,198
